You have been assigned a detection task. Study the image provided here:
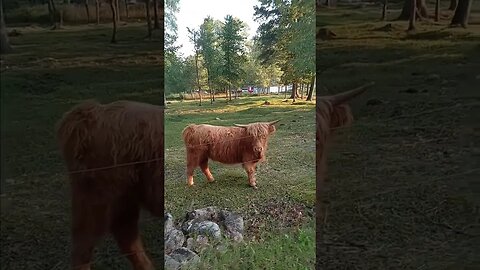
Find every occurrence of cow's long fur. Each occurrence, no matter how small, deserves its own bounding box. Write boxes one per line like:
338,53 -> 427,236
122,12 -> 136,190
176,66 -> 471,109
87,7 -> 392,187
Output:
182,122 -> 277,188
315,83 -> 373,268
56,100 -> 164,270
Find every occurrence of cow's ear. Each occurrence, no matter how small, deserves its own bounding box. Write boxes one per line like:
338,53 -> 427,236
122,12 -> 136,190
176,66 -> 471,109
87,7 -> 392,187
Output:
268,125 -> 276,133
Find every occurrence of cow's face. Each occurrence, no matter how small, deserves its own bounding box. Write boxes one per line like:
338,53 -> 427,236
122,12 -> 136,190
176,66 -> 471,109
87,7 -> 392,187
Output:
235,120 -> 279,161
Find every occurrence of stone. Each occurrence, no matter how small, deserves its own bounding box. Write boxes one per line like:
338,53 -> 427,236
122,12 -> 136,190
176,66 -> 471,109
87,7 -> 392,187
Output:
186,235 -> 210,253
220,210 -> 244,242
164,254 -> 181,270
185,206 -> 220,221
165,213 -> 175,234
189,221 -> 222,240
165,229 -> 185,254
169,247 -> 200,266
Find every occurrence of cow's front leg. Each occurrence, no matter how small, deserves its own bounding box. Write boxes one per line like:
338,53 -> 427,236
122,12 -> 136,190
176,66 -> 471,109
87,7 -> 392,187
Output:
243,162 -> 258,189
200,160 -> 215,183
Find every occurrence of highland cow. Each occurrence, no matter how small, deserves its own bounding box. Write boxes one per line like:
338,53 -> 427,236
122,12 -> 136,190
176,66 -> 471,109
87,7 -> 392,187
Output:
181,120 -> 280,189
315,82 -> 374,266
56,100 -> 164,270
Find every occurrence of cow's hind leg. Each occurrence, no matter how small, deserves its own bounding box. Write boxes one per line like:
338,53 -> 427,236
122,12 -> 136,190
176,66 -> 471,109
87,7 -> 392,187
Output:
71,200 -> 109,270
186,151 -> 198,186
243,162 -> 258,189
200,159 -> 215,183
111,203 -> 154,270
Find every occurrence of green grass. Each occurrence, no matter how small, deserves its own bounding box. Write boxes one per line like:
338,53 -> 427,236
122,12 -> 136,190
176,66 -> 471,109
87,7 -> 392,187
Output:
164,95 -> 316,268
187,224 -> 315,270
317,4 -> 480,269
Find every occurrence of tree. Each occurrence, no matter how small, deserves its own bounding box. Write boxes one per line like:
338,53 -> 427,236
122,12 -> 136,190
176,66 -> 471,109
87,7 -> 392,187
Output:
220,15 -> 247,101
85,0 -> 90,24
152,0 -> 159,29
398,0 -> 427,20
381,0 -> 388,21
435,0 -> 440,22
188,27 -> 203,105
0,0 -> 11,54
451,0 -> 472,27
198,17 -> 223,103
449,0 -> 457,10
165,0 -> 180,52
407,0 -> 417,33
145,0 -> 152,39
109,0 -> 118,43
95,0 -> 100,24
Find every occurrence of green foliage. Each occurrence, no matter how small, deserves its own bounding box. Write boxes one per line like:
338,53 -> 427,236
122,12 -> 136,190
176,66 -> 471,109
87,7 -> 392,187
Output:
254,0 -> 315,84
165,0 -> 180,53
220,15 -> 248,89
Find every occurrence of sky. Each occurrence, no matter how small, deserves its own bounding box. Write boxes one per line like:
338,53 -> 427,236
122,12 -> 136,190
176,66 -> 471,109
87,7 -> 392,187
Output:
175,0 -> 261,57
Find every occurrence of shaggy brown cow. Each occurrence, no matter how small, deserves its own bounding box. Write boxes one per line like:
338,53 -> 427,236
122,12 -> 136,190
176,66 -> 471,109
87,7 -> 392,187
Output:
315,82 -> 374,267
56,100 -> 164,270
182,120 -> 280,189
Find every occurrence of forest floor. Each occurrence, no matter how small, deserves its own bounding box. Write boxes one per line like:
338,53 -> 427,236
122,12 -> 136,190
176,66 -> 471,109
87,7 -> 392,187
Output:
317,3 -> 480,269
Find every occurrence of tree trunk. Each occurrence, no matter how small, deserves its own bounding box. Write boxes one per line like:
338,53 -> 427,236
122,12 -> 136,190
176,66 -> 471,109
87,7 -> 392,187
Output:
449,0 -> 457,10
407,0 -> 416,32
0,0 -> 12,54
306,76 -> 315,101
289,83 -> 298,100
48,0 -> 58,29
59,8 -> 64,28
451,0 -> 472,27
95,0 -> 100,24
382,0 -> 388,21
153,0 -> 159,29
145,0 -> 152,39
85,0 -> 90,24
435,0 -> 440,21
109,0 -> 117,43
115,0 -> 120,22
398,0 -> 427,20
124,0 -> 129,18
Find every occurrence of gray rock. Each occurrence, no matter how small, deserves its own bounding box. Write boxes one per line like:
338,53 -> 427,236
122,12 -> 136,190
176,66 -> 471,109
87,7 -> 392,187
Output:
186,235 -> 210,253
221,210 -> 244,242
169,247 -> 200,266
185,206 -> 219,221
165,254 -> 181,270
165,213 -> 174,234
165,229 -> 185,254
189,221 -> 222,240
221,210 -> 244,234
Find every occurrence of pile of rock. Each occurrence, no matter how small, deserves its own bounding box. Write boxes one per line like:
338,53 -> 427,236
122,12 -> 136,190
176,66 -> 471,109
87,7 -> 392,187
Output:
164,207 -> 244,270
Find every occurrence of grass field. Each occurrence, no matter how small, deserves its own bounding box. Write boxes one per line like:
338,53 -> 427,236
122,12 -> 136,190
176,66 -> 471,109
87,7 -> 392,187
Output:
164,96 -> 316,268
317,2 -> 480,269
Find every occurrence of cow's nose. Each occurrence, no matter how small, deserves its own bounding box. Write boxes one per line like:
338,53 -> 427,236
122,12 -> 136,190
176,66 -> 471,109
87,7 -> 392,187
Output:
254,146 -> 263,153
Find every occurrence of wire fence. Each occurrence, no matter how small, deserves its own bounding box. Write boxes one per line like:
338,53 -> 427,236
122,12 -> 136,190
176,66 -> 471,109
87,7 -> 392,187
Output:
2,100 -> 477,269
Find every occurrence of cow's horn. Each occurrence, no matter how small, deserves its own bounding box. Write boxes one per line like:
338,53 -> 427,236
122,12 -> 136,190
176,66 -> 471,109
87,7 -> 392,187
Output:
269,120 -> 280,125
234,124 -> 248,128
326,81 -> 375,105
